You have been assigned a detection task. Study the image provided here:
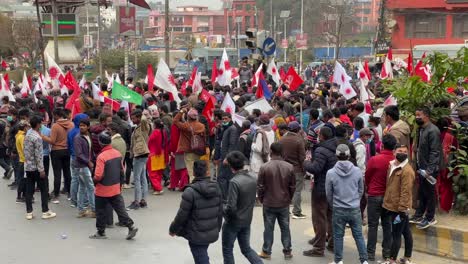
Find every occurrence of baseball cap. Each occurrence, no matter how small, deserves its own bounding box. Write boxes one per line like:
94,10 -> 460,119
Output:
359,128 -> 373,137
336,144 -> 351,157
288,121 -> 301,130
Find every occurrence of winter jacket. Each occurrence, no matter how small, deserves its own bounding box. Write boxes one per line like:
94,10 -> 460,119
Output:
279,132 -> 306,173
73,134 -> 92,168
416,122 -> 442,178
223,170 -> 257,227
15,130 -> 25,163
365,149 -> 394,197
257,157 -> 296,208
130,116 -> 152,158
326,160 -> 363,209
238,129 -> 253,162
67,114 -> 89,158
220,123 -> 239,160
250,125 -> 275,174
94,145 -> 124,197
387,120 -> 411,150
304,138 -> 338,197
173,112 -> 205,153
49,119 -> 73,151
353,138 -> 367,173
383,160 -> 415,213
169,178 -> 223,245
111,134 -> 127,158
306,119 -> 324,151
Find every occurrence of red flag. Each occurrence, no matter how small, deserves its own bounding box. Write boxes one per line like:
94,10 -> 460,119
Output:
147,64 -> 155,91
387,47 -> 393,61
211,58 -> 218,84
202,94 -> 216,130
180,81 -> 187,96
279,67 -> 286,81
27,75 -> 33,91
283,67 -> 304,91
104,96 -> 121,111
413,52 -> 431,82
129,0 -> 151,9
364,60 -> 371,80
407,51 -> 413,74
231,68 -> 239,79
188,66 -> 198,86
275,86 -> 283,97
199,88 -> 211,103
3,73 -> 10,89
1,60 -> 7,69
64,71 -> 82,110
71,98 -> 82,118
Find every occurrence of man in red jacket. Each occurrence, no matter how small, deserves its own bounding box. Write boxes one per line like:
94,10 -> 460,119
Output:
90,131 -> 138,240
365,134 -> 397,261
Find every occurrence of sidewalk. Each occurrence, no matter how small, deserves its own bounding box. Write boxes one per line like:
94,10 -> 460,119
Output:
410,212 -> 468,261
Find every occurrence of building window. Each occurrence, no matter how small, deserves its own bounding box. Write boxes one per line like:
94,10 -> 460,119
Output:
363,17 -> 368,23
236,4 -> 243,11
198,26 -> 209,32
246,4 -> 251,11
184,27 -> 192,32
453,14 -> 468,38
172,27 -> 183,32
362,8 -> 371,15
245,16 -> 251,28
405,15 -> 446,38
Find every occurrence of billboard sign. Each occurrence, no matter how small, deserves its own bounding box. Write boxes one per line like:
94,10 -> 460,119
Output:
281,38 -> 288,49
117,6 -> 136,36
296,33 -> 308,50
41,13 -> 78,36
84,35 -> 93,48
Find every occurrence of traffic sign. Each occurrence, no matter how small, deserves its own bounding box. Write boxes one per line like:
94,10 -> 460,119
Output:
263,37 -> 276,56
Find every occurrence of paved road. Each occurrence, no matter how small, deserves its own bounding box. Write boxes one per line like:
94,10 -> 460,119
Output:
0,176 -> 462,264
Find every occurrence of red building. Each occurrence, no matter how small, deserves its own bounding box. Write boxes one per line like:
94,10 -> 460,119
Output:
355,0 -> 380,32
388,0 -> 468,56
224,0 -> 264,46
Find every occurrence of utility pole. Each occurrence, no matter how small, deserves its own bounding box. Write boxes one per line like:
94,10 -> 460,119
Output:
97,0 -> 102,77
86,0 -> 90,63
270,0 -> 273,37
35,0 -> 46,73
284,19 -> 287,62
299,0 -> 303,73
165,0 -> 170,64
51,0 -> 59,63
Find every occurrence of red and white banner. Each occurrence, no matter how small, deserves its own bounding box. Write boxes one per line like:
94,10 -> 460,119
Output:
118,6 -> 136,36
281,39 -> 288,49
296,33 -> 308,50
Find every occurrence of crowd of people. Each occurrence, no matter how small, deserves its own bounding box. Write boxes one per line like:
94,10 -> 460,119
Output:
0,59 -> 467,264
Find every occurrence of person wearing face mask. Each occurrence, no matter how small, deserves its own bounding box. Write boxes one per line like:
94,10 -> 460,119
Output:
409,107 -> 441,230
383,106 -> 411,152
353,128 -> 373,174
216,112 -> 239,199
383,145 -> 415,264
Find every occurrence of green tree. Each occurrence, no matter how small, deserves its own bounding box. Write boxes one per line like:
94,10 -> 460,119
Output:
94,49 -> 158,77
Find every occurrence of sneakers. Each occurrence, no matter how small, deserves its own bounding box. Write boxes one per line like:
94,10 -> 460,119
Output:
16,197 -> 25,203
77,211 -> 87,218
26,213 -> 33,220
126,227 -> 139,240
70,203 -> 77,208
42,211 -> 57,219
292,213 -> 306,219
399,258 -> 414,264
51,197 -> 60,204
89,232 -> 108,239
408,216 -> 423,224
152,190 -> 164,195
303,248 -> 324,257
328,261 -> 343,264
140,199 -> 148,208
284,251 -> 293,260
258,251 -> 271,260
122,184 -> 132,189
362,262 -> 369,264
86,211 -> 96,218
126,201 -> 140,211
416,218 -> 437,229
5,168 -> 13,179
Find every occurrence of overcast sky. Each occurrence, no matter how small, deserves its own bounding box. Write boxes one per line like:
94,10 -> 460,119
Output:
159,0 -> 223,10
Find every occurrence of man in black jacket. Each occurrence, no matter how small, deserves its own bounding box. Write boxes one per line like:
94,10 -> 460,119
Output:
169,160 -> 223,264
410,107 -> 441,229
303,126 -> 337,257
222,151 -> 263,264
217,112 -> 240,199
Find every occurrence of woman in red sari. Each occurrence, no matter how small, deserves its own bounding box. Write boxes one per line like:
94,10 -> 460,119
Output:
147,118 -> 169,195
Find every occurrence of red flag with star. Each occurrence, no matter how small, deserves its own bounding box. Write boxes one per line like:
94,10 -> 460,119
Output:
283,67 -> 304,91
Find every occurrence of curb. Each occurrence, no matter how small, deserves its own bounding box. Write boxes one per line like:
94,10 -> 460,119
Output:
411,224 -> 467,261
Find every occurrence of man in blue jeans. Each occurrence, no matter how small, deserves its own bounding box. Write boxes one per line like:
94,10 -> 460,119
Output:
222,151 -> 263,264
73,118 -> 95,217
325,144 -> 368,264
257,142 -> 296,260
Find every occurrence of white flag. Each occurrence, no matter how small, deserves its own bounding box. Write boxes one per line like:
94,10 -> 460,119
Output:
233,113 -> 246,126
267,58 -> 281,86
192,72 -> 203,95
217,48 -> 232,86
252,64 -> 263,87
46,52 -> 64,80
333,61 -> 352,86
20,71 -> 29,95
243,97 -> 274,114
79,75 -> 87,89
220,92 -> 236,114
114,73 -> 122,85
155,58 -> 181,104
91,82 -> 104,102
339,81 -> 357,100
0,74 -> 15,102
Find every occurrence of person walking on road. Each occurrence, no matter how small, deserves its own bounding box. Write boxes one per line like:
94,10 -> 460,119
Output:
278,121 -> 306,220
326,144 -> 369,264
222,151 -> 264,264
90,131 -> 138,240
383,145 -> 415,264
169,160 -> 223,264
257,142 -> 296,260
23,115 -> 56,220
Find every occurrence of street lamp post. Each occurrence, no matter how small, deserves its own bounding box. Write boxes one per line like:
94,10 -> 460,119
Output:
280,10 -> 290,63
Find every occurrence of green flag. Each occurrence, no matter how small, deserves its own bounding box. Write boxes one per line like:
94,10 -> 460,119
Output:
111,81 -> 143,105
